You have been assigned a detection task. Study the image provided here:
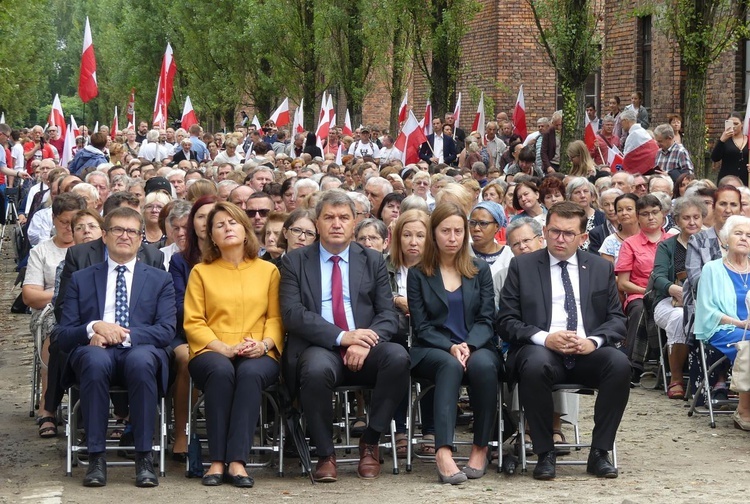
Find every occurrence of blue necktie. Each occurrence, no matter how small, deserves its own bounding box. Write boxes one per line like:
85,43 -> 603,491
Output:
115,265 -> 130,328
559,261 -> 576,369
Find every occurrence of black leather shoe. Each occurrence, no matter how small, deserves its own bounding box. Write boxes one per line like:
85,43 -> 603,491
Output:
532,450 -> 556,480
225,472 -> 255,488
201,472 -> 224,486
83,454 -> 107,487
586,448 -> 618,478
135,452 -> 159,487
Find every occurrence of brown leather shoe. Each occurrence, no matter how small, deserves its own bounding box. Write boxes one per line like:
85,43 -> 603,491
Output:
357,439 -> 381,479
313,454 -> 337,482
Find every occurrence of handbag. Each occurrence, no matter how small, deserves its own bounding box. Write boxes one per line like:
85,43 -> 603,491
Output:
729,294 -> 750,393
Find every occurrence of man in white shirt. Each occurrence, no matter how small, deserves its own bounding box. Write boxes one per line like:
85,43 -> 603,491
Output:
348,127 -> 380,162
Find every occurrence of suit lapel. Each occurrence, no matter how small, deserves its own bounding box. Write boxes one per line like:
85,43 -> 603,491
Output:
129,262 -> 148,319
94,263 -> 108,318
577,251 -> 591,325
537,251 -> 553,330
426,270 -> 449,309
348,245 -> 365,314
89,239 -> 105,267
303,245 -> 323,314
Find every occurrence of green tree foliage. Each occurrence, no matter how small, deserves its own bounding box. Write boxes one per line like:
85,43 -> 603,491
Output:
527,0 -> 602,172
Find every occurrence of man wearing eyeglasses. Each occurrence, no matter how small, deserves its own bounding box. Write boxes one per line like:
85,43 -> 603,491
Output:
498,202 -> 630,481
57,207 -> 176,488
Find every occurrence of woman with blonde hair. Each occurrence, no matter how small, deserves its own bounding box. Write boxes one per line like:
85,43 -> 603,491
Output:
567,140 -> 597,177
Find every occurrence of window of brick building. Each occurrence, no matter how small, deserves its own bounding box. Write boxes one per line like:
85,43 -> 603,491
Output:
638,16 -> 652,108
736,38 -> 750,110
555,71 -> 601,115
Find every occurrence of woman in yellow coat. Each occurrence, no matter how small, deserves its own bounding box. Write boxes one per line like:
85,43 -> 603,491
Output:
184,201 -> 283,488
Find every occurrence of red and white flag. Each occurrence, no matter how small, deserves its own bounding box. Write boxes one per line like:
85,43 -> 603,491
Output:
329,113 -> 337,132
395,110 -> 428,165
398,91 -> 408,123
0,112 -> 5,124
48,94 -> 66,139
111,106 -> 118,140
326,94 -> 334,123
512,85 -> 527,140
70,115 -> 80,138
453,93 -> 462,129
252,115 -> 262,131
78,17 -> 98,103
342,109 -> 353,136
622,126 -> 659,174
180,96 -> 198,131
292,98 -> 304,134
418,100 -> 432,136
584,109 -> 596,151
126,88 -> 135,128
472,92 -> 485,143
335,144 -> 343,165
270,97 -> 290,127
744,88 -> 750,135
152,43 -> 177,128
315,93 -> 332,145
61,116 -> 76,168
607,144 -> 624,171
317,91 -> 327,129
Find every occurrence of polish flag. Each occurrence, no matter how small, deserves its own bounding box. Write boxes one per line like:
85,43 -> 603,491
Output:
512,85 -> 527,140
317,91 -> 327,130
0,112 -> 5,124
472,92 -> 485,143
329,113 -> 337,132
622,126 -> 659,174
152,43 -> 177,128
584,109 -> 596,151
61,116 -> 77,168
607,144 -> 625,171
418,100 -> 432,136
78,17 -> 98,103
453,92 -> 462,128
315,94 -> 332,144
398,91 -> 408,123
252,115 -> 262,131
270,97 -> 290,127
70,115 -> 80,138
180,96 -> 198,131
48,94 -> 66,139
292,98 -> 304,134
335,144 -> 343,165
395,110 -> 428,165
111,106 -> 118,140
342,109 -> 353,136
126,88 -> 135,128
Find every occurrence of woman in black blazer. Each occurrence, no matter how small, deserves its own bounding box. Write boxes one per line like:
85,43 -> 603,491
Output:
407,202 -> 500,484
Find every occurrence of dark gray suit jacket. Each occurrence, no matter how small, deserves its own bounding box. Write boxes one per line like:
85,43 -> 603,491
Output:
279,241 -> 398,393
407,259 -> 497,368
497,249 -> 626,350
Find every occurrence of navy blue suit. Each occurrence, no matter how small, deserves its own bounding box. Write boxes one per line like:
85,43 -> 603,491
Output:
419,134 -> 458,166
57,261 -> 176,453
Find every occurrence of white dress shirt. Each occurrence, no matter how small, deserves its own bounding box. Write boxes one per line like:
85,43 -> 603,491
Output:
530,252 -> 604,349
86,256 -> 138,347
433,134 -> 444,163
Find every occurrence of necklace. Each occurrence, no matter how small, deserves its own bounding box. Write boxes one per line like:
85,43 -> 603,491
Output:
726,258 -> 750,287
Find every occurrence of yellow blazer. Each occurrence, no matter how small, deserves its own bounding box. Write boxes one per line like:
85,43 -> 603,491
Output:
184,257 -> 284,360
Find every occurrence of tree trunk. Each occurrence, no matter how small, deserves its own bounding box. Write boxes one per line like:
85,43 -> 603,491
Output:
559,82 -> 586,173
301,0 -> 317,130
682,67 -> 709,179
389,24 -> 407,134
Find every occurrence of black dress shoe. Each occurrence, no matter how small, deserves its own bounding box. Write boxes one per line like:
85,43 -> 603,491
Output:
586,448 -> 618,478
201,473 -> 224,486
83,454 -> 107,487
532,450 -> 556,480
135,453 -> 159,487
225,472 -> 255,488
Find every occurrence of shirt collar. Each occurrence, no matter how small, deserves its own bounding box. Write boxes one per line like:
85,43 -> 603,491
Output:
320,243 -> 350,264
107,256 -> 138,273
548,250 -> 578,267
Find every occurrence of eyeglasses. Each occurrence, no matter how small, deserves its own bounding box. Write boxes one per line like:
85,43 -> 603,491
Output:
144,204 -> 164,212
288,227 -> 316,239
74,223 -> 101,232
468,219 -> 496,229
510,235 -> 541,249
547,228 -> 581,242
246,209 -> 270,218
107,226 -> 140,238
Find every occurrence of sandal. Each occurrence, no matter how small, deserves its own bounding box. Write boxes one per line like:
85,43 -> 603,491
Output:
667,381 -> 685,400
37,416 -> 58,438
394,433 -> 408,459
552,429 -> 570,456
417,433 -> 436,456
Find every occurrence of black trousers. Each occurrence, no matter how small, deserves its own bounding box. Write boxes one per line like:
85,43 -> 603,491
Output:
512,344 -> 630,455
297,342 -> 410,457
69,345 -> 160,453
189,352 -> 279,464
412,347 -> 499,449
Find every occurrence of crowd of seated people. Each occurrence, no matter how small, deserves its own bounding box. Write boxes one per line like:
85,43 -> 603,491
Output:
8,106 -> 750,491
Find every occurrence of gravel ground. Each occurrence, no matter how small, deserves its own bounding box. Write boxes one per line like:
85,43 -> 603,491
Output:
0,235 -> 749,503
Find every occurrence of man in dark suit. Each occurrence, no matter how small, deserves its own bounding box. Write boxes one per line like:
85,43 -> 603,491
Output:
280,190 -> 410,482
497,202 -> 630,480
57,207 -> 176,488
419,117 -> 457,166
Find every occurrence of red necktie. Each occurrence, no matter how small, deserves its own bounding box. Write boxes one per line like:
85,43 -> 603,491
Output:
331,256 -> 348,357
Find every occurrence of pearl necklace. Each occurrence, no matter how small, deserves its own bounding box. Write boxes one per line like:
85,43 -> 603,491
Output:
726,258 -> 750,287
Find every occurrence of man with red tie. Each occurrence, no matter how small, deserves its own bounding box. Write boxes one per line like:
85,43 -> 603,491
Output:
280,190 -> 409,482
